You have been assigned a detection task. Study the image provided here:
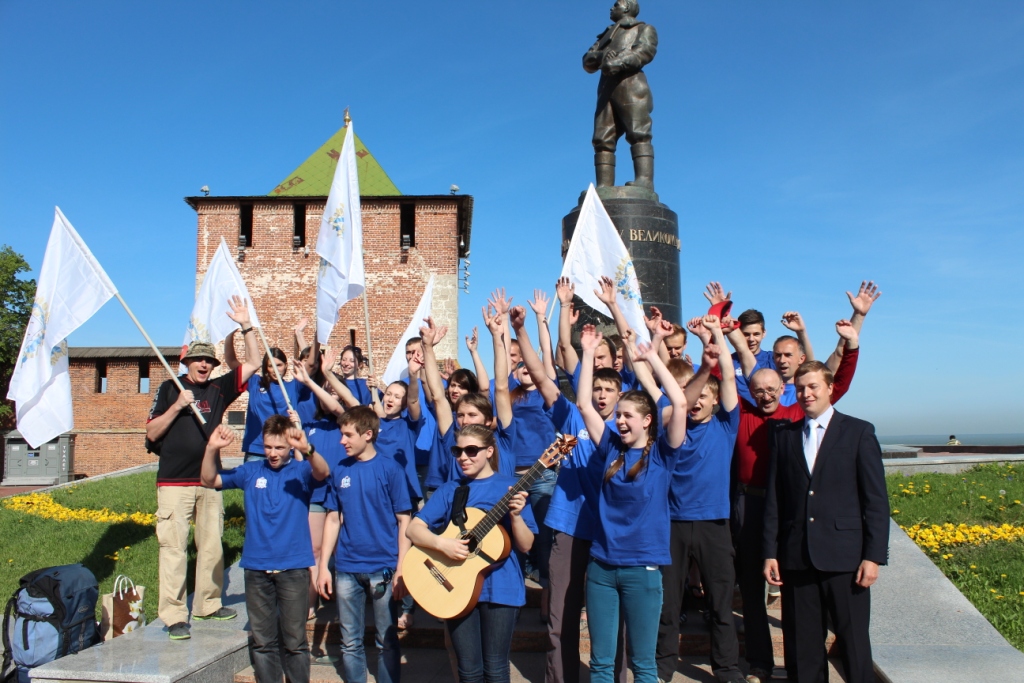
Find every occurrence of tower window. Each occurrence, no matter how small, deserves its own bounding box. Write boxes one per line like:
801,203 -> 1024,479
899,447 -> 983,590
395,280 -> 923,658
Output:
240,203 -> 254,247
96,361 -> 107,394
139,360 -> 150,393
293,203 -> 306,248
400,203 -> 415,250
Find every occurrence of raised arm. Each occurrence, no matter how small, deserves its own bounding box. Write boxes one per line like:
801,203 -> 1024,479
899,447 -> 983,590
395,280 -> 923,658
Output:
406,356 -> 423,423
594,275 -> 633,342
829,320 -> 860,403
465,327 -> 490,389
704,315 -> 738,412
320,347 -> 362,409
781,312 -> 814,362
828,281 -> 880,370
635,341 -> 688,448
510,306 -> 561,407
484,302 -> 513,429
528,290 -> 557,380
487,287 -> 514,373
200,425 -> 234,489
576,325 -> 607,444
223,330 -> 241,370
293,359 -> 345,418
226,296 -> 261,382
285,425 -> 329,481
555,277 -> 580,374
625,326 -> 663,402
296,317 -> 321,376
420,317 -> 453,436
644,306 -> 669,365
721,317 -> 757,379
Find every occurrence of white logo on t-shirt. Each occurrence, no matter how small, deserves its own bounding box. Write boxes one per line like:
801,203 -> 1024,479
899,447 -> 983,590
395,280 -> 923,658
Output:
309,428 -> 317,435
255,477 -> 267,489
341,476 -> 351,489
578,429 -> 590,441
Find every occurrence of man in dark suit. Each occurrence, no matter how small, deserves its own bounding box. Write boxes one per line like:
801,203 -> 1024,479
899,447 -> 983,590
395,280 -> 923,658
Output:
762,360 -> 889,683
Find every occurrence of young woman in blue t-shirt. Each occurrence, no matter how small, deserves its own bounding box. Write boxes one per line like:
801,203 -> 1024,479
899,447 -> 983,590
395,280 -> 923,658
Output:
407,424 -> 537,683
576,324 -> 690,683
224,338 -> 299,463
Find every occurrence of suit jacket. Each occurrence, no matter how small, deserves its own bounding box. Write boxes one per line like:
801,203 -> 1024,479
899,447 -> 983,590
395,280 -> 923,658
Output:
762,410 -> 889,572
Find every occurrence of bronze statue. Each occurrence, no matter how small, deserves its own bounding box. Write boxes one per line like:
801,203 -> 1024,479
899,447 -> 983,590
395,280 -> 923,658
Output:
583,0 -> 658,190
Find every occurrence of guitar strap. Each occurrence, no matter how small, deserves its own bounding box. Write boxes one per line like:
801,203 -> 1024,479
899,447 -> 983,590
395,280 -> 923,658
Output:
450,485 -> 470,534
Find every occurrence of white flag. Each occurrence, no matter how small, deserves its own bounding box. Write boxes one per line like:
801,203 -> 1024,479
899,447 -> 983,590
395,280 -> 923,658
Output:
7,208 -> 117,447
560,184 -> 650,343
382,275 -> 434,386
183,237 -> 260,350
316,121 -> 365,344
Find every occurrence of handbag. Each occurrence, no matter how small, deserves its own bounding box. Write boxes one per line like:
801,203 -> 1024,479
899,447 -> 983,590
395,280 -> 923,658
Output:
99,575 -> 145,639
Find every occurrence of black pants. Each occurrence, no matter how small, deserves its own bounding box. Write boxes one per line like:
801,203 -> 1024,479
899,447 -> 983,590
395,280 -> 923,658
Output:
731,493 -> 774,673
782,567 -> 873,683
244,569 -> 310,683
656,520 -> 742,683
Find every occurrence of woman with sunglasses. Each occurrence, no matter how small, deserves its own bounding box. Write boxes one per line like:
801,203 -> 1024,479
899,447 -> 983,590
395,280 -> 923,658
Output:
407,425 -> 537,683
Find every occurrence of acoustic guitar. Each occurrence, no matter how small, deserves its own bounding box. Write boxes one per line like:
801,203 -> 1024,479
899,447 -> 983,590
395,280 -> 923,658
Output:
403,434 -> 578,619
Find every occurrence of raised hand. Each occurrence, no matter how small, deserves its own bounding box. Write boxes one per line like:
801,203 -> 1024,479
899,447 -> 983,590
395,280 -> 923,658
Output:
644,305 -> 663,334
836,319 -> 859,343
285,426 -> 310,454
226,295 -> 252,327
702,281 -> 732,306
208,425 -> 234,450
781,312 -> 805,332
634,341 -> 659,364
294,317 -> 309,334
292,359 -> 311,384
321,347 -> 338,374
580,324 -> 603,353
487,288 -> 513,316
482,305 -> 504,335
847,281 -> 881,316
419,317 -> 448,346
408,354 -> 424,376
528,290 -> 550,316
688,316 -> 712,345
465,327 -> 479,352
441,358 -> 456,380
654,318 -> 674,340
569,304 -> 580,326
555,276 -> 576,305
594,276 -> 617,307
509,305 -> 528,330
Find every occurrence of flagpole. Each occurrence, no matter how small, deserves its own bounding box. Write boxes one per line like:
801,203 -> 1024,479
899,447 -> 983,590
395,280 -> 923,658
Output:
254,325 -> 296,414
345,107 -> 377,380
113,292 -> 207,425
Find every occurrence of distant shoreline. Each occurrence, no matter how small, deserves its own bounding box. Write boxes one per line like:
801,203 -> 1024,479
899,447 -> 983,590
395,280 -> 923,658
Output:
879,433 -> 1024,447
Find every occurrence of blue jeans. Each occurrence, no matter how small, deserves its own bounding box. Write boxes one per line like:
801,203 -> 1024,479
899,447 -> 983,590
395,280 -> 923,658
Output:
586,559 -> 663,683
335,571 -> 400,683
446,603 -> 519,683
517,467 -> 556,586
244,569 -> 310,683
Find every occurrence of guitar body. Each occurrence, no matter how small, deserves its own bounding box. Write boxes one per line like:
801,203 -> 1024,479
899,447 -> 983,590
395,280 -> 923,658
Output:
403,507 -> 512,620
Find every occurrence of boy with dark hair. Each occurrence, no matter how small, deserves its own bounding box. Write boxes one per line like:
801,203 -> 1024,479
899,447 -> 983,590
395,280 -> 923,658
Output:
201,416 -> 330,683
316,406 -> 412,683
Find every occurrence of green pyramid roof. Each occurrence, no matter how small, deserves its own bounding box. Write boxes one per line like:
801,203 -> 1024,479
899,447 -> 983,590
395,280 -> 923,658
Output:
269,125 -> 401,197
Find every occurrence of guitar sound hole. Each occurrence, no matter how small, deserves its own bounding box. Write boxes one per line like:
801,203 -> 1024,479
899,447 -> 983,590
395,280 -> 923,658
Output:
463,534 -> 479,554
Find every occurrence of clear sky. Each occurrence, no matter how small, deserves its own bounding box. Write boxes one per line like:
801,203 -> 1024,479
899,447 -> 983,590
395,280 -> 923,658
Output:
2,1 -> 1022,436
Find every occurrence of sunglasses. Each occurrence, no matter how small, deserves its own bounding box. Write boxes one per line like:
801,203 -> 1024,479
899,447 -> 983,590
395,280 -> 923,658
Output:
450,445 -> 489,459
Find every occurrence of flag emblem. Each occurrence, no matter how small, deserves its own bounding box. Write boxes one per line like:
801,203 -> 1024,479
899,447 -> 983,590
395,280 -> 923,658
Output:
330,204 -> 346,236
614,257 -> 642,305
186,316 -> 210,344
18,300 -> 50,366
50,340 -> 68,367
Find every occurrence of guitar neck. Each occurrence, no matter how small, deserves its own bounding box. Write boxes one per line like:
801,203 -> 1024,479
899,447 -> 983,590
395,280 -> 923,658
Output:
468,457 -> 551,542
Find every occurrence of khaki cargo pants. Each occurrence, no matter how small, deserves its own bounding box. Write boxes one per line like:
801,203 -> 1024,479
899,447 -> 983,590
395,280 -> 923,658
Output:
156,485 -> 225,625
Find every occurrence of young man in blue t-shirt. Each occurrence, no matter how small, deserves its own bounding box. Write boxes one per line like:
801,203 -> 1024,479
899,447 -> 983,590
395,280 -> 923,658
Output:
655,315 -> 746,683
316,406 -> 412,683
200,416 -> 330,683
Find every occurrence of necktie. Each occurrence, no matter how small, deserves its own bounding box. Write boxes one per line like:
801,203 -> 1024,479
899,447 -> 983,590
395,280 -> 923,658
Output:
804,418 -> 819,473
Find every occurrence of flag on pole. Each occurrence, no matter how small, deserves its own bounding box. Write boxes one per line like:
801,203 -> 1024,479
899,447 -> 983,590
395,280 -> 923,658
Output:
382,275 -> 434,386
560,184 -> 650,343
316,120 -> 365,344
182,237 -> 260,352
7,208 -> 117,447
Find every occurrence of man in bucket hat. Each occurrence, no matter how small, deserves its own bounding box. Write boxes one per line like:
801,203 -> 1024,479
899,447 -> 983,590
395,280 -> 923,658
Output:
145,295 -> 262,640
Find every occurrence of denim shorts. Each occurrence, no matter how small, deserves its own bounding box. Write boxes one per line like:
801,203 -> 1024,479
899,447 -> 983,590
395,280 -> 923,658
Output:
309,502 -> 327,514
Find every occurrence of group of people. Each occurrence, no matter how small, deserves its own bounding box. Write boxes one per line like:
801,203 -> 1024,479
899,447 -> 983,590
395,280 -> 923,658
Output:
145,278 -> 889,683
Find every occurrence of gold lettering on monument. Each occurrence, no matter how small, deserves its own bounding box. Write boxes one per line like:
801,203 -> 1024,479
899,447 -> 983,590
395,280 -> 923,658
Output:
628,229 -> 681,251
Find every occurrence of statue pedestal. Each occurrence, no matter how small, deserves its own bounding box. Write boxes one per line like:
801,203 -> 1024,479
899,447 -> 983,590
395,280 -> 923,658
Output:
561,186 -> 681,338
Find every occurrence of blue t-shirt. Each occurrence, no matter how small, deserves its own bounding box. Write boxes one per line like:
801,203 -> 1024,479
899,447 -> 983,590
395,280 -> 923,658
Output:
241,375 -> 300,455
734,349 -> 776,405
544,395 -> 617,541
325,454 -> 413,573
306,419 -> 344,505
508,389 -> 557,469
587,428 -> 683,567
619,368 -> 638,392
416,474 -> 538,607
377,412 -> 425,499
220,458 -> 316,570
428,421 -> 517,487
669,405 -> 740,521
343,377 -> 373,406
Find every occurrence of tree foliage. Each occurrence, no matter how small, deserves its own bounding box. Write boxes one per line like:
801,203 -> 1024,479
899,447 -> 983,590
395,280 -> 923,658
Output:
0,245 -> 37,423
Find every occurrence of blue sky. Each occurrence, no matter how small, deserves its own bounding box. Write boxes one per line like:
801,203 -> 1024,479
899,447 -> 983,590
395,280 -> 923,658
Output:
2,1 -> 1022,436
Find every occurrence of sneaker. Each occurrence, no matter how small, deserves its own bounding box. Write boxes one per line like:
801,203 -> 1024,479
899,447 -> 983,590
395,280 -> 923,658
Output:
193,607 -> 237,621
745,669 -> 771,683
168,622 -> 191,640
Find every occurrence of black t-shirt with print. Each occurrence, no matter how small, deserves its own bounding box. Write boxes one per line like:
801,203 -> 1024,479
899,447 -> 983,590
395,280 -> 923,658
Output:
147,368 -> 245,485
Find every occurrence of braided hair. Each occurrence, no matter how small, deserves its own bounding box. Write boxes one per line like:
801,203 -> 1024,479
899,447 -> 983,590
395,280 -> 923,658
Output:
603,390 -> 659,483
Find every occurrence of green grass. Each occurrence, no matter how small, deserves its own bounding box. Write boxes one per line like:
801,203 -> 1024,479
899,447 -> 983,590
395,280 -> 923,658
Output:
888,463 -> 1024,650
0,472 -> 245,620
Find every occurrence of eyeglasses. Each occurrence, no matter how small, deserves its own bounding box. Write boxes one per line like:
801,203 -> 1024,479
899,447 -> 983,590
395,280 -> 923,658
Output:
450,445 -> 489,458
751,387 -> 782,398
372,568 -> 394,599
